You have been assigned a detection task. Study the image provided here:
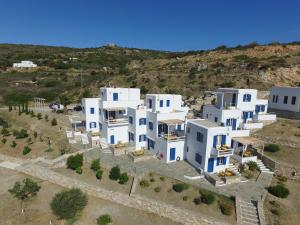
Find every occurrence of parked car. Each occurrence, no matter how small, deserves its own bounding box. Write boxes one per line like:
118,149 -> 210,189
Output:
73,105 -> 82,111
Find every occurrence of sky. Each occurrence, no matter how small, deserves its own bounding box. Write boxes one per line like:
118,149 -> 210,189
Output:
0,0 -> 299,51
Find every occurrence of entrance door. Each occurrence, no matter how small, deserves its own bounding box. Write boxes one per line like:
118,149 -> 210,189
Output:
110,135 -> 115,144
207,158 -> 214,172
232,119 -> 237,130
170,148 -> 176,161
243,112 -> 249,123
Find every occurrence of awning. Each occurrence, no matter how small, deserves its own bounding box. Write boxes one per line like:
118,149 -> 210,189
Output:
232,136 -> 263,146
159,119 -> 184,125
105,107 -> 125,111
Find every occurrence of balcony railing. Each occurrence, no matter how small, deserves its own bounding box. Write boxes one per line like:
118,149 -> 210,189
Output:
106,117 -> 128,125
211,145 -> 234,157
159,130 -> 185,142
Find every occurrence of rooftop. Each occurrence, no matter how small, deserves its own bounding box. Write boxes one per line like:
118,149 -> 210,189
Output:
189,119 -> 219,128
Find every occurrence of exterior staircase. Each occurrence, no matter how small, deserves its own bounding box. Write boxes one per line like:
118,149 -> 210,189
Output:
257,159 -> 273,174
238,199 -> 260,225
228,163 -> 241,176
99,137 -> 109,149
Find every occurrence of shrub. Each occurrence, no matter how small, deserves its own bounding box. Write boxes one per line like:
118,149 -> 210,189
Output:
109,166 -> 121,180
150,178 -> 155,182
264,144 -> 280,152
1,128 -> 10,136
149,172 -> 154,177
119,172 -> 129,184
11,140 -> 17,148
154,186 -> 161,193
22,146 -> 32,155
1,138 -> 7,144
193,197 -> 201,205
172,183 -> 189,193
270,208 -> 281,216
91,159 -> 101,172
268,185 -> 289,198
200,190 -> 215,205
45,114 -> 49,121
76,167 -> 82,174
37,113 -> 42,120
139,179 -> 150,188
9,178 -> 41,200
96,170 -> 103,180
66,154 -> 83,170
247,161 -> 258,171
33,131 -> 38,138
51,118 -> 58,126
51,188 -> 88,220
277,175 -> 287,183
97,214 -> 112,225
159,176 -> 165,181
13,129 -> 28,139
219,201 -> 233,215
182,196 -> 188,201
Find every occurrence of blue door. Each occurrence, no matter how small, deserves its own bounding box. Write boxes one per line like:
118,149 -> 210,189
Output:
170,148 -> 176,161
243,112 -> 248,123
110,135 -> 115,144
113,93 -> 118,101
232,119 -> 237,130
207,158 -> 214,172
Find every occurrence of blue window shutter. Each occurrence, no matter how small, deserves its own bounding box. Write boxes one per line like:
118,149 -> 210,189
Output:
233,119 -> 237,130
261,105 -> 265,112
160,100 -> 163,107
213,135 -> 218,147
177,124 -> 181,130
226,119 -> 230,126
223,157 -> 227,165
221,135 -> 226,145
255,105 -> 259,113
166,100 -> 170,107
243,94 -> 246,102
250,112 -> 253,118
248,95 -> 251,101
217,157 -> 220,166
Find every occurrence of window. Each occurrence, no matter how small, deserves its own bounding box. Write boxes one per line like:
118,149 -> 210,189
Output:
139,135 -> 146,142
160,100 -> 163,107
113,93 -> 118,101
243,94 -> 251,102
139,118 -> 146,125
214,117 -> 218,123
187,127 -> 190,133
129,116 -> 133,124
275,95 -> 278,103
197,132 -> 203,142
284,96 -> 288,104
89,122 -> 96,128
166,100 -> 170,107
148,121 -> 153,130
195,153 -> 202,165
148,99 -> 152,109
291,96 -> 296,105
255,105 -> 266,113
129,132 -> 134,141
90,108 -> 95,114
149,139 -> 155,148
217,157 -> 226,165
272,95 -> 275,103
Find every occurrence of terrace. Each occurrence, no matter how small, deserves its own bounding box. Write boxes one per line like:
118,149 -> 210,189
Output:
158,119 -> 185,142
104,107 -> 128,125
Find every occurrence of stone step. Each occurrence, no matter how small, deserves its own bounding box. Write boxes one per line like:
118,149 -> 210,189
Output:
242,217 -> 259,224
241,205 -> 257,210
241,210 -> 258,218
241,221 -> 258,225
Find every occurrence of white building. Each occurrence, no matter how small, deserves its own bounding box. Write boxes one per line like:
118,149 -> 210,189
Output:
203,88 -> 276,133
145,94 -> 189,163
82,98 -> 101,133
268,87 -> 300,113
13,61 -> 37,68
185,119 -> 233,173
128,105 -> 147,150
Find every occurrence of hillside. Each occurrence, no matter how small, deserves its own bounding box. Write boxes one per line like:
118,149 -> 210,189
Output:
0,42 -> 300,105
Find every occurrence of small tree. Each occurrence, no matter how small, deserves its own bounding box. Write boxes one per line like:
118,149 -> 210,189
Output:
247,161 -> 258,171
172,183 -> 189,193
1,138 -> 7,144
37,113 -> 42,120
51,118 -> 58,126
51,188 -> 88,220
97,214 -> 112,225
33,131 -> 38,138
22,146 -> 32,155
44,114 -> 49,122
9,178 -> 41,213
96,170 -> 103,180
264,144 -> 280,152
1,128 -> 10,137
66,154 -> 83,170
91,159 -> 101,172
200,190 -> 215,205
268,185 -> 289,198
11,140 -> 17,148
109,166 -> 121,180
119,173 -> 129,184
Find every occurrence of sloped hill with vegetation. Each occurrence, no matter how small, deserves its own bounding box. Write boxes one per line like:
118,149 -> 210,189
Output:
0,42 -> 300,105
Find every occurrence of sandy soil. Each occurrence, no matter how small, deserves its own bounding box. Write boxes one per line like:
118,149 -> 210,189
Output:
135,173 -> 236,225
264,177 -> 300,225
0,167 -> 180,225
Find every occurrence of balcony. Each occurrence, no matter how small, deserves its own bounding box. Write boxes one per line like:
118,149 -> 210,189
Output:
158,119 -> 185,142
211,145 -> 234,157
104,107 -> 128,126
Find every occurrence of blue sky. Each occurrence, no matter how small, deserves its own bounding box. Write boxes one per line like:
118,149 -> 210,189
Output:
0,0 -> 299,51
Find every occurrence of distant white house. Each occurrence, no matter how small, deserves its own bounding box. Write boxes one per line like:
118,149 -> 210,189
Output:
268,87 -> 300,113
13,61 -> 37,68
185,119 -> 233,173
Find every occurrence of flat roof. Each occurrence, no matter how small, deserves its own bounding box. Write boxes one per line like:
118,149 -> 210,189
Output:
232,136 -> 263,145
189,119 -> 219,128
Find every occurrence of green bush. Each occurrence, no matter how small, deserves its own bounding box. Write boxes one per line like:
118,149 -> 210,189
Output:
1,128 -> 10,136
97,214 -> 112,225
9,178 -> 41,200
22,146 -> 32,155
154,186 -> 161,193
193,197 -> 201,205
268,185 -> 289,198
1,138 -> 7,144
51,188 -> 88,220
13,129 -> 28,139
91,159 -> 101,172
172,183 -> 189,193
182,196 -> 188,201
119,172 -> 129,184
200,191 -> 215,205
96,170 -> 103,180
159,176 -> 165,181
33,131 -> 38,138
66,154 -> 83,170
247,161 -> 258,171
150,178 -> 155,182
264,144 -> 280,152
51,118 -> 58,126
139,180 -> 150,188
75,167 -> 82,174
109,166 -> 121,180
11,140 -> 17,148
219,201 -> 233,215
37,113 -> 42,120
